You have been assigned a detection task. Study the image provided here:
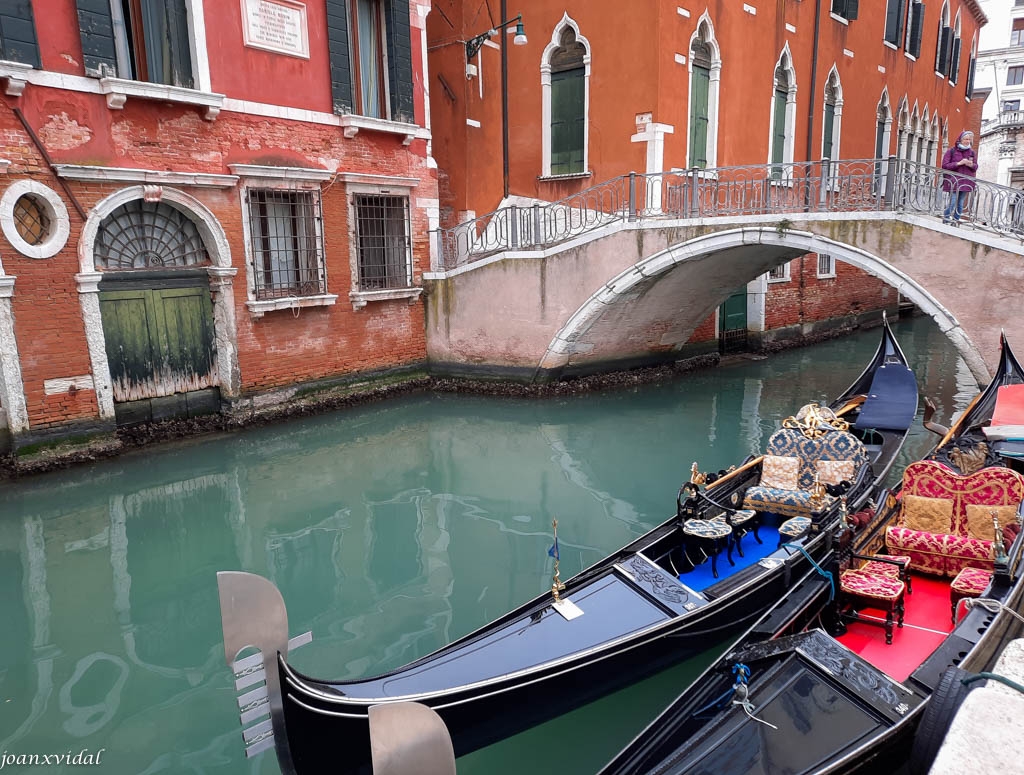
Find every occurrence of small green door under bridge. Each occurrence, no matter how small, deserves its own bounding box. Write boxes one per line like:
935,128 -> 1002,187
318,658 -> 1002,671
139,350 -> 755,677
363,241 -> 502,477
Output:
719,290 -> 748,354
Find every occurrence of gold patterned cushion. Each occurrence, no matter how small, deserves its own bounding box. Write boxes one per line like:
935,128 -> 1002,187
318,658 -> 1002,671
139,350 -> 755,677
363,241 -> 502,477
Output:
816,459 -> 857,486
964,504 -> 1019,541
902,494 -> 954,534
761,455 -> 800,490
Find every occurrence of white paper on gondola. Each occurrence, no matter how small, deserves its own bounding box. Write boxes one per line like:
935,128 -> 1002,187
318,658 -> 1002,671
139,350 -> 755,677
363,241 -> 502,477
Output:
552,598 -> 584,620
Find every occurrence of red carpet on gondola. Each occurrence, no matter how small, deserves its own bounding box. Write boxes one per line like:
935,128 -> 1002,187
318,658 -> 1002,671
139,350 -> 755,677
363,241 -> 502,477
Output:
836,574 -> 954,682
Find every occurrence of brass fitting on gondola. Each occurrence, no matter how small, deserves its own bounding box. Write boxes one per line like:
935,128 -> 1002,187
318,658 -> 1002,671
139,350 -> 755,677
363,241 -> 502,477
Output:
551,518 -> 567,602
993,510 -> 1008,565
690,461 -> 708,486
839,496 -> 849,527
809,475 -> 827,507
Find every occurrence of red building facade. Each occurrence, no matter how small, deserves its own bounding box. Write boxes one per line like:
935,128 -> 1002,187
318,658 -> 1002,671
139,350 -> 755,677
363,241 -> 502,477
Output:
0,0 -> 438,452
428,0 -> 987,350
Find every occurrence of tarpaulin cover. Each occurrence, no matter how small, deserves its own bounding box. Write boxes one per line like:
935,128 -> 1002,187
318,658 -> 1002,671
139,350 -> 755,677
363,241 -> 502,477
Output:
854,362 -> 918,431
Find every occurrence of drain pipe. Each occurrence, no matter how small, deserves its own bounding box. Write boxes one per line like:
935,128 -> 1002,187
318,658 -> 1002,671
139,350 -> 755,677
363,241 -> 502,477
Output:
804,0 -> 823,211
11,106 -> 88,221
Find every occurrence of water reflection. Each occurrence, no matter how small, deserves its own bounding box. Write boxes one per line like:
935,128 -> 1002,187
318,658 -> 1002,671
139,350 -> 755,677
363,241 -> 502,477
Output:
0,316 -> 976,773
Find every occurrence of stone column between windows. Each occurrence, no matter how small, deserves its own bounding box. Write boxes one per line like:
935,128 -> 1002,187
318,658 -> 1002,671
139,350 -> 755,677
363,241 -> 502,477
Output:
630,123 -> 674,213
0,275 -> 29,434
208,266 -> 240,398
75,272 -> 116,421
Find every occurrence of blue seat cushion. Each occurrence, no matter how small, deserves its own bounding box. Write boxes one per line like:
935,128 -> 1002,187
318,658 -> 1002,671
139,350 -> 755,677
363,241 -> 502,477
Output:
743,486 -> 836,518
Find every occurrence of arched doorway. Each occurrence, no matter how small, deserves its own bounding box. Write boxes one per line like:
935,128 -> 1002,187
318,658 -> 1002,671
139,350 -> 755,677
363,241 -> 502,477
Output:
94,199 -> 220,424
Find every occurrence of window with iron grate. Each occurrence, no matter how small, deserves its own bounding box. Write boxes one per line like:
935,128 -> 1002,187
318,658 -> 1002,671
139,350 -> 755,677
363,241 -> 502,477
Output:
768,262 -> 790,282
247,189 -> 326,300
817,253 -> 836,278
354,194 -> 411,290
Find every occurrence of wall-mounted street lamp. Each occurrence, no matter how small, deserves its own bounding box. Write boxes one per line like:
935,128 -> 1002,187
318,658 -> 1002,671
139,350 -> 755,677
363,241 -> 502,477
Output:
465,15 -> 527,65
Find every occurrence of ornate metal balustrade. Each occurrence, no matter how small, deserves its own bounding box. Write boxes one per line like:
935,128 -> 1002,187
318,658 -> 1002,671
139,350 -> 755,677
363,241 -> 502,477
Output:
432,157 -> 1024,270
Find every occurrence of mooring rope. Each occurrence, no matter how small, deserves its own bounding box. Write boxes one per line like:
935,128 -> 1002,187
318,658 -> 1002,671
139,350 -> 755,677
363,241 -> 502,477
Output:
780,542 -> 835,602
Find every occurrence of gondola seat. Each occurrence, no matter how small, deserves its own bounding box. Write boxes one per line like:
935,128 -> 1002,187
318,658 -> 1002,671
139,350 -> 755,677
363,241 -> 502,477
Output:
839,568 -> 906,644
742,420 -> 868,519
884,461 -> 1024,577
950,566 -> 993,622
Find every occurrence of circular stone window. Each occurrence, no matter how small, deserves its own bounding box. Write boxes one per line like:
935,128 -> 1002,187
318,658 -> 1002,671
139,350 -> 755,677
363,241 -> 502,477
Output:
0,180 -> 71,259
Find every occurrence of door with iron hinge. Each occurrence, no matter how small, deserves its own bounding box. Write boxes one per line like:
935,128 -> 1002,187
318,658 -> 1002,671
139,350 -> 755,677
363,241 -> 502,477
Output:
99,283 -> 219,403
719,290 -> 748,354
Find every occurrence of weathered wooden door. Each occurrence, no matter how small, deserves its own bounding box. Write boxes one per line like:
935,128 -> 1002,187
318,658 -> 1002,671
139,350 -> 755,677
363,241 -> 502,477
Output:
719,290 -> 748,354
99,281 -> 218,402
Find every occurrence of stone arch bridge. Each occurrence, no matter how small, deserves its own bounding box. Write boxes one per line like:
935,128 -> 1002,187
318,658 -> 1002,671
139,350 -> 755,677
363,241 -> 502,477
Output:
424,160 -> 1024,384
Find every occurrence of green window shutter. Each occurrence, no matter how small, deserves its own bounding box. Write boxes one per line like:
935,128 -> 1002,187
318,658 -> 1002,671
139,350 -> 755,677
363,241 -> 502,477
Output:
966,58 -> 976,98
823,102 -> 835,160
0,0 -> 39,67
949,38 -> 961,83
326,0 -> 354,114
551,68 -> 585,175
76,0 -> 118,76
771,89 -> 787,171
142,0 -> 194,88
937,26 -> 951,74
384,0 -> 414,122
689,65 -> 710,169
908,2 -> 924,57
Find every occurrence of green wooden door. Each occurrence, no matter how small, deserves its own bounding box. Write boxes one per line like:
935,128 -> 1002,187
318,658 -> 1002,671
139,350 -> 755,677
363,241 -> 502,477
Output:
720,290 -> 747,333
100,285 -> 218,402
551,68 -> 585,174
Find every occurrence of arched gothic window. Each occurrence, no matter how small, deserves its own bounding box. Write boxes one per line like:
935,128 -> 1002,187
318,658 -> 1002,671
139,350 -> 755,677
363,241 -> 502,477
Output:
542,17 -> 590,177
822,67 -> 842,162
769,47 -> 797,179
687,16 -> 721,169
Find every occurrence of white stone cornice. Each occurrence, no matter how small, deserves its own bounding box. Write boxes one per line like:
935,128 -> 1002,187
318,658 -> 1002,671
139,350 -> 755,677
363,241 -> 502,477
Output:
75,272 -> 103,294
54,164 -> 238,188
338,114 -> 422,145
0,60 -> 32,96
335,172 -> 421,189
0,276 -> 14,298
99,77 -> 225,120
207,266 -> 239,278
228,164 -> 332,182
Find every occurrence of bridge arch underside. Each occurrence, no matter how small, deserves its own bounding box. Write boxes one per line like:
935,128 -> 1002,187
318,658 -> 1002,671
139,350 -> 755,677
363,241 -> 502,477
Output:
539,228 -> 988,383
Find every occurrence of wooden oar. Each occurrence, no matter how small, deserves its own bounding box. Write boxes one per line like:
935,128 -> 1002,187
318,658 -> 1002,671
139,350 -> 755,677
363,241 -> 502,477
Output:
706,456 -> 765,490
937,391 -> 984,449
834,394 -> 867,417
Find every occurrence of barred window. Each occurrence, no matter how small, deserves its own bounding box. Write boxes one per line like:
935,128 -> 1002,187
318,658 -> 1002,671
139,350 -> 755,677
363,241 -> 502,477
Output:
354,195 -> 411,290
767,262 -> 789,282
247,189 -> 326,300
817,253 -> 836,278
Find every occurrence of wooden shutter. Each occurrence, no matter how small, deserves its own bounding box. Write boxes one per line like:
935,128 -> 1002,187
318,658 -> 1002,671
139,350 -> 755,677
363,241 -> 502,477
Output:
884,0 -> 904,45
141,0 -> 194,88
966,58 -> 976,98
823,102 -> 835,160
76,0 -> 118,76
551,68 -> 585,175
949,38 -> 961,83
844,0 -> 859,21
908,3 -> 924,57
937,26 -> 951,75
0,1 -> 39,67
384,0 -> 415,122
326,0 -> 354,114
689,65 -> 710,169
771,89 -> 787,166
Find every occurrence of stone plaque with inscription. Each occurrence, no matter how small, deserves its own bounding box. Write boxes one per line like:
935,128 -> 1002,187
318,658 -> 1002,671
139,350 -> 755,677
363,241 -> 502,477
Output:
242,0 -> 310,59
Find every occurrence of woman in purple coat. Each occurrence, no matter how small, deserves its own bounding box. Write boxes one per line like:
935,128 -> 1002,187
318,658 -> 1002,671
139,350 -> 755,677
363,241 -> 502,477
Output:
941,130 -> 977,225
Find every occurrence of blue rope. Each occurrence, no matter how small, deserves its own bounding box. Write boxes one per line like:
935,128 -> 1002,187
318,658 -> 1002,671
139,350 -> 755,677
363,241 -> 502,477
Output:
692,663 -> 754,717
732,663 -> 751,684
780,543 -> 835,602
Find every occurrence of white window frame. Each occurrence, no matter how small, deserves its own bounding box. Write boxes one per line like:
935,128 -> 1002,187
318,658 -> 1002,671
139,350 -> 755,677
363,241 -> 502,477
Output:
767,45 -> 798,181
686,12 -> 722,170
816,253 -> 836,278
0,180 -> 71,259
237,167 -> 336,318
109,0 -> 212,93
821,66 -> 843,164
540,13 -> 592,180
767,262 -> 791,283
345,178 -> 422,310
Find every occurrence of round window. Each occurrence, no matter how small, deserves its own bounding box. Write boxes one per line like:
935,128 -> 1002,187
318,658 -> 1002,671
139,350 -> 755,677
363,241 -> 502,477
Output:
13,194 -> 51,246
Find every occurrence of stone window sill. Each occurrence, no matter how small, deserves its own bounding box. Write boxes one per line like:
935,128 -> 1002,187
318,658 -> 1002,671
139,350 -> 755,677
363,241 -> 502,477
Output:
538,171 -> 593,182
247,294 -> 338,318
339,114 -> 424,145
99,77 -> 226,120
0,60 -> 32,96
350,287 -> 422,310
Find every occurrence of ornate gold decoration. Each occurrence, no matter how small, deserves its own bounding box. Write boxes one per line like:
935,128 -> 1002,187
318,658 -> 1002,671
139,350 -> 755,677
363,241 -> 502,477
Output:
782,402 -> 850,439
809,475 -> 827,507
690,461 -> 708,486
551,518 -> 566,602
840,496 -> 849,527
993,510 -> 1008,564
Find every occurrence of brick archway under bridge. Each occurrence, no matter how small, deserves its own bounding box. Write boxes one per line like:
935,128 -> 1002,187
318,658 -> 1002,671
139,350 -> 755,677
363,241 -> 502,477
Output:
423,213 -> 1024,384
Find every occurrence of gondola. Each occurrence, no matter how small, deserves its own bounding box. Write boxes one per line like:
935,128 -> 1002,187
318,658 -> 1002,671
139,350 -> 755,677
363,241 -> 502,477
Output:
600,334 -> 1024,775
216,318 -> 918,775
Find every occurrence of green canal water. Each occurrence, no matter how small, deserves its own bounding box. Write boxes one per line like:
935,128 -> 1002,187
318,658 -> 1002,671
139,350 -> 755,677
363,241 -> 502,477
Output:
0,316 -> 977,774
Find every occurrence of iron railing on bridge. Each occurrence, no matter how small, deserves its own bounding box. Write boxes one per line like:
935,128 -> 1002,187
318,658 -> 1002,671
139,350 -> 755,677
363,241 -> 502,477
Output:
433,157 -> 1024,270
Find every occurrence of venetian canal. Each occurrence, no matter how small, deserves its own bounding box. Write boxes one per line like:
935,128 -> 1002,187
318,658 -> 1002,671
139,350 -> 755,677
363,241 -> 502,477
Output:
0,315 -> 979,774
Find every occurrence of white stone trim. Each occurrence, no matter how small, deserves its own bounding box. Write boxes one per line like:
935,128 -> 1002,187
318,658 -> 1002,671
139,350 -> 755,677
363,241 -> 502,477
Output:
631,124 -> 674,210
239,0 -> 310,59
43,376 -> 95,395
687,12 -> 722,170
337,172 -> 420,188
347,182 -> 415,296
247,293 -> 339,317
0,60 -> 31,96
78,187 -> 239,417
766,261 -> 791,282
349,287 -> 422,310
228,164 -> 332,182
822,65 -> 844,164
541,14 -> 592,178
0,275 -> 28,433
99,77 -> 225,120
339,114 -> 420,144
768,44 -> 798,172
0,181 -> 71,259
54,164 -> 238,188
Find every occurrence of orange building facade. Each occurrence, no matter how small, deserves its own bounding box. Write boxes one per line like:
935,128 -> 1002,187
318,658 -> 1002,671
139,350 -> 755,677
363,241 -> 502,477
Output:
429,0 -> 987,350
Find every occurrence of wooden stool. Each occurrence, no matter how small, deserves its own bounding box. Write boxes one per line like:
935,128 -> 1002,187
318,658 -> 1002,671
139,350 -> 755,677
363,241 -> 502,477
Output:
950,566 -> 992,622
778,515 -> 811,546
859,555 -> 913,594
683,519 -> 734,579
839,569 -> 906,644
